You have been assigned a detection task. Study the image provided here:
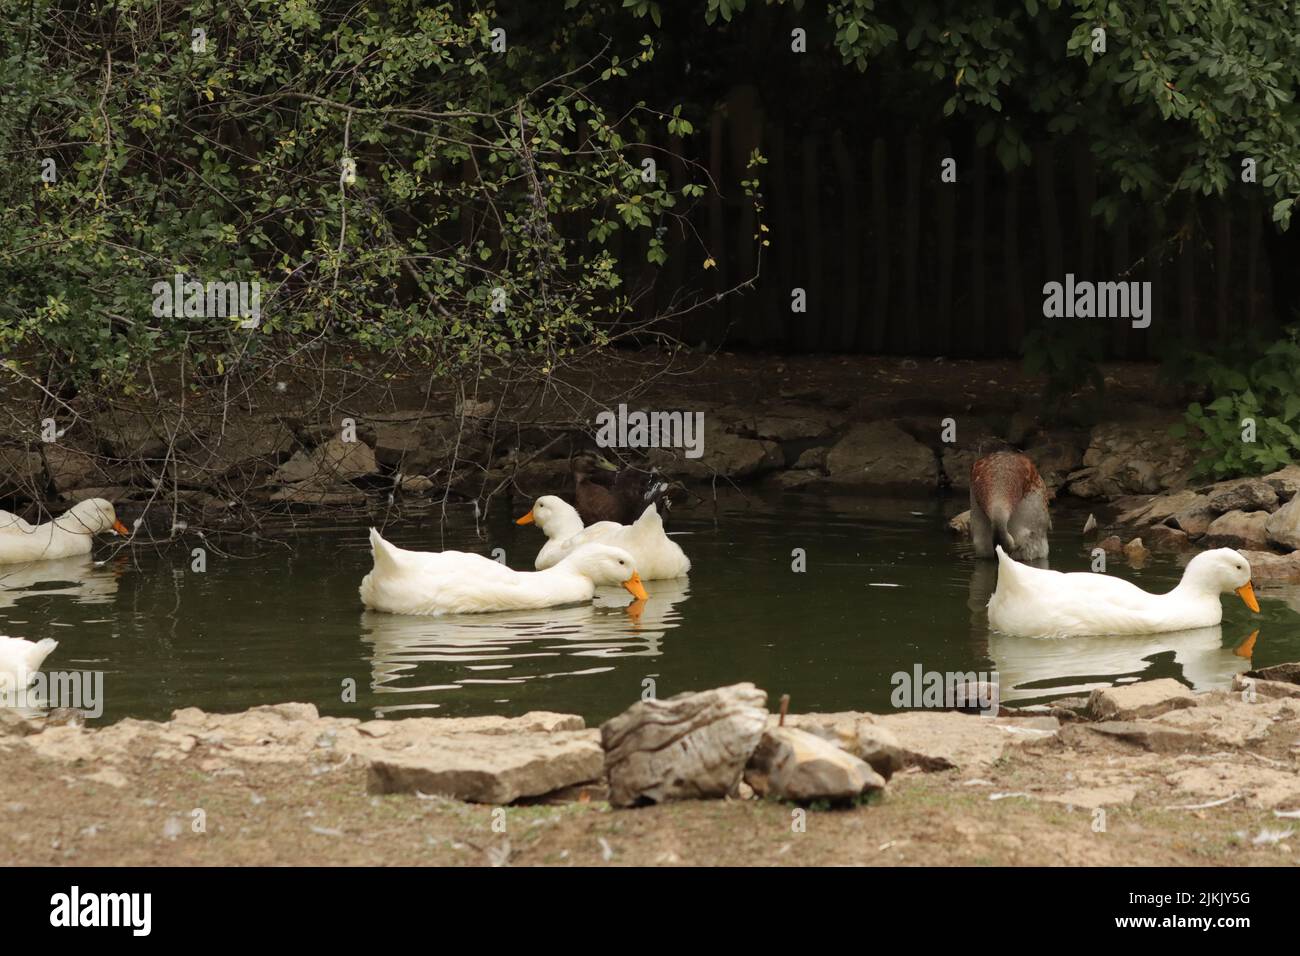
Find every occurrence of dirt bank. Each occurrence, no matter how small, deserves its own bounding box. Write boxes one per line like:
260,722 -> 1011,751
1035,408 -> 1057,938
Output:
3,677 -> 1298,867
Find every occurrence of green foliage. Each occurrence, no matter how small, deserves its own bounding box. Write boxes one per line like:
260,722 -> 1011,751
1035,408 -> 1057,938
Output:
1169,327 -> 1300,478
0,1 -> 711,393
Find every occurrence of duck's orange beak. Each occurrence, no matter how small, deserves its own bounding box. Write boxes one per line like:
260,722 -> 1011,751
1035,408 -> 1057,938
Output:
1234,629 -> 1258,659
515,510 -> 534,525
1235,582 -> 1260,613
112,519 -> 131,536
622,571 -> 649,601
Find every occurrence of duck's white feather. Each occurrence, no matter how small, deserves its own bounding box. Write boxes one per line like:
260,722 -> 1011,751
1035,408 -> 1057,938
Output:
0,636 -> 58,691
530,498 -> 689,579
360,529 -> 641,616
988,546 -> 1254,638
0,499 -> 124,564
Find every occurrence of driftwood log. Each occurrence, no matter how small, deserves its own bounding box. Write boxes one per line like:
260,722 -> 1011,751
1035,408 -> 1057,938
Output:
601,683 -> 768,807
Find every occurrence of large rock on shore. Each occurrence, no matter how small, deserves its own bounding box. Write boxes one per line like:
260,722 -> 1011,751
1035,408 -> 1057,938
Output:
1066,421 -> 1193,498
1265,496 -> 1300,551
273,437 -> 379,484
648,419 -> 782,481
1087,679 -> 1197,721
1207,478 -> 1279,514
1203,510 -> 1270,550
821,422 -> 938,490
744,726 -> 885,801
601,683 -> 768,807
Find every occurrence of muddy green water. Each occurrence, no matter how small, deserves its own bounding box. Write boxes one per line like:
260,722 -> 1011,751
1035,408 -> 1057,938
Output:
4,491 -> 1298,725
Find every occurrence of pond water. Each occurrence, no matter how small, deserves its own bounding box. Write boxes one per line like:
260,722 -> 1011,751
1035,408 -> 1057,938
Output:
4,491 -> 1299,725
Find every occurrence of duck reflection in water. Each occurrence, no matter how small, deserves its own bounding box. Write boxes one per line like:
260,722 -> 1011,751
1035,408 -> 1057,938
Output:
359,577 -> 690,716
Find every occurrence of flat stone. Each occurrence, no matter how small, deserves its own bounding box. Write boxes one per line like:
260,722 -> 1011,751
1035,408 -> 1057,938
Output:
1141,524 -> 1194,552
1082,720 -> 1204,753
744,727 -> 885,801
648,420 -> 782,481
602,683 -> 768,807
357,712 -> 584,737
365,731 -> 604,804
870,712 -> 1059,770
1087,679 -> 1197,721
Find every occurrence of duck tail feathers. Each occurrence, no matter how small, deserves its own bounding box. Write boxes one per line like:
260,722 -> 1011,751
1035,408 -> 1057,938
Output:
26,638 -> 57,671
369,528 -> 403,574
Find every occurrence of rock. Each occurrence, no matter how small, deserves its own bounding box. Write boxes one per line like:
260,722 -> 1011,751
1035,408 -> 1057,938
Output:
273,438 -> 378,484
366,731 -> 604,804
269,480 -> 366,507
744,727 -> 885,801
357,712 -> 584,737
1233,674 -> 1300,701
869,712 -> 1059,770
1203,510 -> 1271,550
792,446 -> 828,470
765,469 -> 821,490
1263,465 -> 1300,502
1239,549 -> 1300,582
1172,497 -> 1218,537
1207,478 -> 1279,515
1025,439 -> 1085,493
726,404 -> 843,443
1141,524 -> 1193,552
1115,490 -> 1205,528
0,447 -> 44,496
42,445 -> 120,494
1087,679 -> 1197,721
1245,661 -> 1300,684
948,510 -> 971,537
1096,534 -> 1123,553
93,412 -> 188,460
601,683 -> 768,807
1067,421 -> 1193,498
1154,694 -> 1297,748
648,420 -> 783,481
822,422 -> 938,490
768,712 -> 906,779
181,417 -> 296,481
1123,537 -> 1150,565
1080,721 -> 1204,753
1265,496 -> 1300,551
456,398 -> 495,419
399,475 -> 436,494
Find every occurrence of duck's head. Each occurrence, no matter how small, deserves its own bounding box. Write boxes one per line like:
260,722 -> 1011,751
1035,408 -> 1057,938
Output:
572,451 -> 620,479
558,543 -> 649,600
1183,548 -> 1259,612
515,495 -> 582,536
64,498 -> 131,537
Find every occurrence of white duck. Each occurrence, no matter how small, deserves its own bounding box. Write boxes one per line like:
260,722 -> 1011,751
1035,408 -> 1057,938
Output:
988,546 -> 1259,638
516,496 -> 690,579
0,636 -> 58,694
0,498 -> 130,564
360,529 -> 649,616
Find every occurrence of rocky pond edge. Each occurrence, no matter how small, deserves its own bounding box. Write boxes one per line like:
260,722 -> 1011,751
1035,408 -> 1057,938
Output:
5,665 -> 1300,815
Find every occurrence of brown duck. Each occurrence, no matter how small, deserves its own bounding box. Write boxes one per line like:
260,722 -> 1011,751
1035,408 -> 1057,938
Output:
970,451 -> 1051,561
572,452 -> 682,526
